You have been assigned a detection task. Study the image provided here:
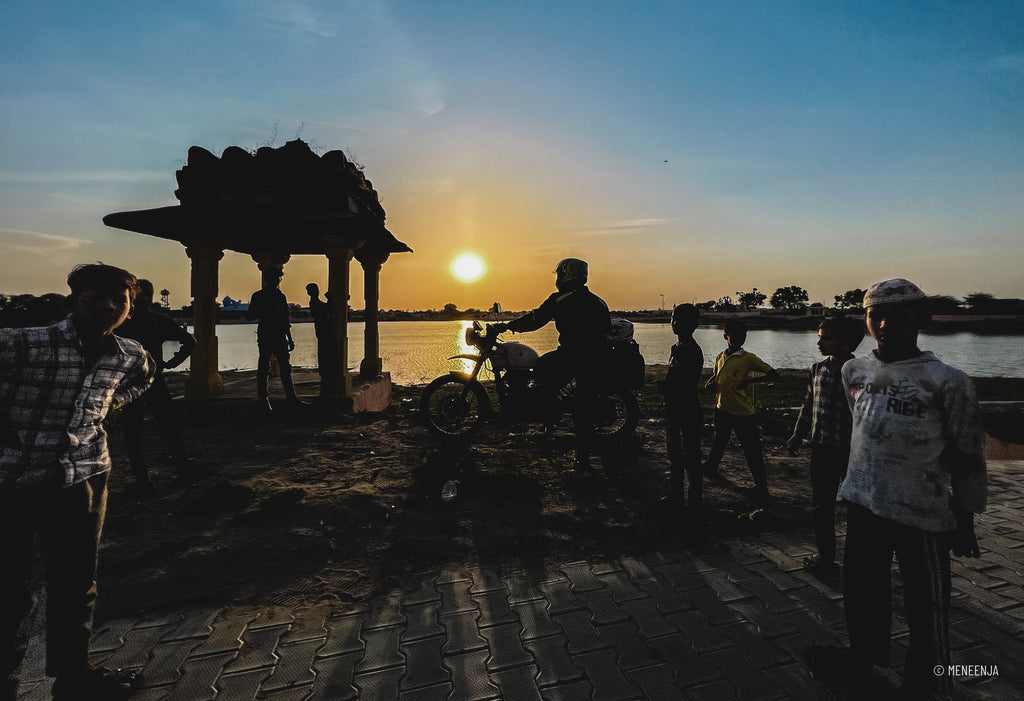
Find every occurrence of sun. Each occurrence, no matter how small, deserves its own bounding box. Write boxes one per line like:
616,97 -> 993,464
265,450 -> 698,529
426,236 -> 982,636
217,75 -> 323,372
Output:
450,252 -> 486,283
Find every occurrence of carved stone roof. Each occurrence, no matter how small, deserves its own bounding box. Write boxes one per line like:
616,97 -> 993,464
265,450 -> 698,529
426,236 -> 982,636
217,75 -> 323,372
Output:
103,139 -> 411,256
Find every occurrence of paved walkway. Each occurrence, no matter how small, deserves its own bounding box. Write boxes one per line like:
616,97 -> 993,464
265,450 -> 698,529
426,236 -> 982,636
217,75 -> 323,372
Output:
16,461 -> 1023,700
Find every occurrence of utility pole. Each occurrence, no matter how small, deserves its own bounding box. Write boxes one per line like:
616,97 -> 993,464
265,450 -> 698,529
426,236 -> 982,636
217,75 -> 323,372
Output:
660,293 -> 665,312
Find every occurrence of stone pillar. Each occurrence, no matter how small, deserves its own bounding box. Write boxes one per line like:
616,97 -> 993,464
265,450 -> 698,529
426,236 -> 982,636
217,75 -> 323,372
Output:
358,251 -> 389,378
184,246 -> 225,399
322,245 -> 354,397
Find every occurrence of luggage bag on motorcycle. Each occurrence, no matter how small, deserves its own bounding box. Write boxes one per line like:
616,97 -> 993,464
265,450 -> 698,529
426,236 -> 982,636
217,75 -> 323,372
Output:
608,318 -> 645,389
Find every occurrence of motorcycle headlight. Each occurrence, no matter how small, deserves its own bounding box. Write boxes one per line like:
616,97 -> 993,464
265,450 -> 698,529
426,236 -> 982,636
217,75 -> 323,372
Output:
466,327 -> 481,347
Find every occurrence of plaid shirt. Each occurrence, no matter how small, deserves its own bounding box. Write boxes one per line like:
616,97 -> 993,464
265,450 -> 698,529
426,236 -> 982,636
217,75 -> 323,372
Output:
792,356 -> 853,448
0,318 -> 155,488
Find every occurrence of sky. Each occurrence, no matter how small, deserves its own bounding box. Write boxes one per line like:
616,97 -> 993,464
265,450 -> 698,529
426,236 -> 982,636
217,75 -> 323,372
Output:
1,0 -> 1022,312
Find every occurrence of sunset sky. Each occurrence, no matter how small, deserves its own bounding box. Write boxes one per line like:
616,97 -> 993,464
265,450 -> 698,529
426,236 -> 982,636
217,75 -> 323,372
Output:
2,1 -> 1022,312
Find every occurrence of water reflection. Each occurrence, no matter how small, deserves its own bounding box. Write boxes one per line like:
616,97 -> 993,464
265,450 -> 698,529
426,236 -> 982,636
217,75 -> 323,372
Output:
453,320 -> 477,377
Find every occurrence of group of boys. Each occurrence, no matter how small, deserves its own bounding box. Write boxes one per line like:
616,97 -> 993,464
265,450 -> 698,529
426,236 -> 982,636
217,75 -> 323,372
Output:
1,263 -> 990,699
659,277 -> 988,698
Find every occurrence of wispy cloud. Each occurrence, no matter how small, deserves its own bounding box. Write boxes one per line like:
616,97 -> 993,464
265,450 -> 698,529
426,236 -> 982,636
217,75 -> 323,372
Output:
0,229 -> 89,256
0,170 -> 168,185
579,218 -> 670,237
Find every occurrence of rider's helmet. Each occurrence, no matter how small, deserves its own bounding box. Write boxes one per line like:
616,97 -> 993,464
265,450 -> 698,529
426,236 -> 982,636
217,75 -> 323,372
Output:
555,258 -> 588,291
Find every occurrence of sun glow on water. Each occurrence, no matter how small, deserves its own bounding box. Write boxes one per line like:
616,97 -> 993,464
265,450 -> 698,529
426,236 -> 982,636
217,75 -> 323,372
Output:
450,252 -> 486,282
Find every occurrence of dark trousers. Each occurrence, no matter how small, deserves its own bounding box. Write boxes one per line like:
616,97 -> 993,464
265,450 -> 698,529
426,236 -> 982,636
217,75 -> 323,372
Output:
843,503 -> 953,695
1,473 -> 108,686
256,341 -> 297,400
666,405 -> 702,516
809,444 -> 849,563
122,374 -> 187,478
536,347 -> 602,457
706,409 -> 767,489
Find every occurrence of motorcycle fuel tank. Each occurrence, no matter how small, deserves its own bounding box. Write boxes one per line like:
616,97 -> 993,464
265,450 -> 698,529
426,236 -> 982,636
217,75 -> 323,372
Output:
492,342 -> 539,370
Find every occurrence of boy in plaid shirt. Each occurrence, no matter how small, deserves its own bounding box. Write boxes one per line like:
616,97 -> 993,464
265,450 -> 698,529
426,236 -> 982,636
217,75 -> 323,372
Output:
787,316 -> 864,574
1,264 -> 154,700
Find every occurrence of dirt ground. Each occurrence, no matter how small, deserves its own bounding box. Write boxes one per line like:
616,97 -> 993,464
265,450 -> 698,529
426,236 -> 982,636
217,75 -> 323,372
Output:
97,366 -> 1017,622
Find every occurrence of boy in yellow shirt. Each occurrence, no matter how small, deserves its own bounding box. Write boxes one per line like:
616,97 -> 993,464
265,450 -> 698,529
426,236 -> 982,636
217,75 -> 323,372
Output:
703,320 -> 779,498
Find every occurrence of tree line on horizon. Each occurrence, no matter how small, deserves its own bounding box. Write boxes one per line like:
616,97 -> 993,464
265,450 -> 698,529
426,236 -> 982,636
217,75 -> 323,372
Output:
3,288 -> 1024,329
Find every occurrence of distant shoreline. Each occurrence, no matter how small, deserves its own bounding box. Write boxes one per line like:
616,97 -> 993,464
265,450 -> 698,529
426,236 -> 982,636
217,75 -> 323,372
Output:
169,311 -> 1024,334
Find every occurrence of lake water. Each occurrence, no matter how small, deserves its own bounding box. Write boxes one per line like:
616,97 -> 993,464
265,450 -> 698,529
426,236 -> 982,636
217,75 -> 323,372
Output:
168,321 -> 1023,385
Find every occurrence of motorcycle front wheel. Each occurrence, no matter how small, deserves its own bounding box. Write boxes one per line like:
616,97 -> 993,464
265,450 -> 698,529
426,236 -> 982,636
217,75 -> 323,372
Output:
420,374 -> 490,439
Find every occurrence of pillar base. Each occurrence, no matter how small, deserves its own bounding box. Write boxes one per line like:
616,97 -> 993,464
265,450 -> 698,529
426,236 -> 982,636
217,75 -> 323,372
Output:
351,372 -> 392,413
184,371 -> 224,399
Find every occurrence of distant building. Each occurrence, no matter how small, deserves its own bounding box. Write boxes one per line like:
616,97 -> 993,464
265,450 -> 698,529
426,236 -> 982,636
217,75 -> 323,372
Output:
222,295 -> 248,311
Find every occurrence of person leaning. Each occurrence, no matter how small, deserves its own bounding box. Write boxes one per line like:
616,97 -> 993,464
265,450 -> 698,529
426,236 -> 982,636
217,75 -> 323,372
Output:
703,319 -> 780,498
116,279 -> 198,493
786,316 -> 864,574
656,303 -> 704,530
1,263 -> 155,700
807,278 -> 987,697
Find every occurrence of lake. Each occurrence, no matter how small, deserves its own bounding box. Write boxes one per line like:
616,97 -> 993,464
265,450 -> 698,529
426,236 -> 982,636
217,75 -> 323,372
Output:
167,321 -> 1024,385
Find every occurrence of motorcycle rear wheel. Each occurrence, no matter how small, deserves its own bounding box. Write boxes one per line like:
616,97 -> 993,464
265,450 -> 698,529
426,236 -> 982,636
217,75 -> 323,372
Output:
420,374 -> 490,439
557,381 -> 639,444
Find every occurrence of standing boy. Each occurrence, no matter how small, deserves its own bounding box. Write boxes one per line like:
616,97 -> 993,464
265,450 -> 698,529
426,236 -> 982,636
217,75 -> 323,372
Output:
807,278 -> 987,697
657,304 -> 705,529
117,279 -> 197,493
246,268 -> 304,411
1,264 -> 155,700
787,316 -> 864,574
703,319 -> 779,498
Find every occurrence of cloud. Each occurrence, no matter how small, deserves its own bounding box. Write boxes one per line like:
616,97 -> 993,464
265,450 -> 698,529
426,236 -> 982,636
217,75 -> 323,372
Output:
0,170 -> 168,185
579,218 -> 670,237
0,229 -> 89,256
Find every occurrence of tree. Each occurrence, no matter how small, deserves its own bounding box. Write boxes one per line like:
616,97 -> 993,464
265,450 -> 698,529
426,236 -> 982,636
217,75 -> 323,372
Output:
442,303 -> 459,315
928,295 -> 962,315
0,293 -> 67,328
770,285 -> 809,310
963,293 -> 995,314
715,295 -> 735,311
736,288 -> 767,311
833,288 -> 866,310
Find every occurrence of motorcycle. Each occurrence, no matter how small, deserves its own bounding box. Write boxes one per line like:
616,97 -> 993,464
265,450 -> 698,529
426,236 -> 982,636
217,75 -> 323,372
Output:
420,306 -> 642,442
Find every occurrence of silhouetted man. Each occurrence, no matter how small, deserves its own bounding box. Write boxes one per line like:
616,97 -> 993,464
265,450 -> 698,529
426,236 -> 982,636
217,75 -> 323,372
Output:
117,279 -> 198,493
1,263 -> 155,700
246,268 -> 304,410
306,282 -> 332,380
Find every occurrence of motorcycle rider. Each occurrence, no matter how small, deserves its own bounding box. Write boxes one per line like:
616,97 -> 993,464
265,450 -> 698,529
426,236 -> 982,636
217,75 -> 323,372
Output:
494,258 -> 611,470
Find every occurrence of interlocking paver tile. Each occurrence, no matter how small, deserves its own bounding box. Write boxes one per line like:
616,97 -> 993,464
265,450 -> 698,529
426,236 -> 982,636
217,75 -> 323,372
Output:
468,567 -> 506,594
258,684 -> 313,701
760,662 -> 827,700
637,580 -> 694,614
309,650 -> 361,700
213,667 -> 272,700
163,608 -> 220,642
552,610 -> 609,655
90,618 -> 136,654
649,562 -> 704,591
441,610 -> 487,655
619,556 -> 660,583
473,589 -> 516,628
701,570 -> 755,603
506,572 -> 545,604
400,636 -> 448,690
437,580 -> 477,616
260,638 -> 322,692
537,679 -> 593,700
353,665 -> 404,699
479,622 -> 533,671
403,576 -> 443,606
436,567 -> 471,584
596,570 -> 646,603
729,600 -> 799,639
355,624 -> 404,673
524,635 -> 585,687
746,560 -> 810,592
222,624 -> 287,674
540,579 -> 584,616
138,638 -> 201,688
716,621 -> 792,668
249,607 -> 294,630
625,663 -> 688,701
736,576 -> 804,614
675,587 -> 742,626
785,585 -> 845,626
701,645 -> 789,700
571,648 -> 643,699
318,613 -> 366,658
577,588 -> 629,625
590,560 -> 624,576
190,614 -> 254,657
165,650 -> 235,701
402,601 -> 444,642
648,633 -> 720,686
620,599 -> 678,639
279,605 -> 329,645
514,599 -> 562,640
367,591 -> 406,629
683,678 -> 739,700
597,620 -> 657,671
444,649 -> 500,701
102,623 -> 179,670
490,663 -> 543,700
560,562 -> 605,592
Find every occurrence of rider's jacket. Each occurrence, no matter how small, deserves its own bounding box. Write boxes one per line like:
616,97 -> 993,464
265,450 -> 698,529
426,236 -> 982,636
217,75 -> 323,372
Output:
507,285 -> 611,354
